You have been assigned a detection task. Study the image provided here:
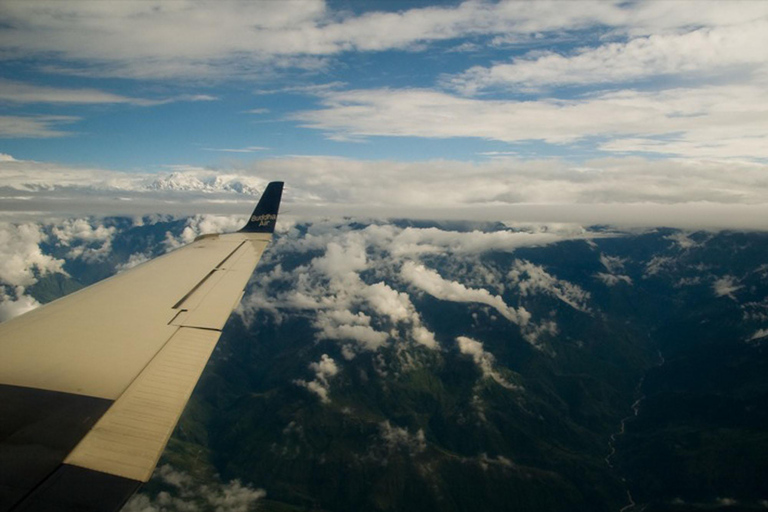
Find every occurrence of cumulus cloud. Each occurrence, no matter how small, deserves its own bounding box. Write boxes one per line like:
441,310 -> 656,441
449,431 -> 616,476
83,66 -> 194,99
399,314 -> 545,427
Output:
163,214 -> 248,250
665,232 -> 702,250
508,260 -> 591,313
0,285 -> 41,322
595,273 -> 633,287
379,421 -> 426,454
713,276 -> 742,299
477,453 -> 515,471
595,254 -> 632,286
645,256 -> 676,277
520,319 -> 559,350
51,218 -> 117,262
370,225 -> 580,257
456,336 -> 519,390
0,222 -> 65,287
240,229 -> 438,354
295,354 -> 339,403
123,465 -> 265,512
206,481 -> 267,512
402,261 -> 530,326
240,218 -> 596,358
117,252 -> 151,272
314,310 -> 388,352
600,254 -> 627,273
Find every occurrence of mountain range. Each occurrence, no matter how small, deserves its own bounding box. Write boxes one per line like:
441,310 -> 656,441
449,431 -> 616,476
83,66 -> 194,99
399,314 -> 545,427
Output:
2,215 -> 766,512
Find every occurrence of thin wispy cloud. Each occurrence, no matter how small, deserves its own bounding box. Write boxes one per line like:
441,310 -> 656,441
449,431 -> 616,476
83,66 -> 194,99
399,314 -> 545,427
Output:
0,115 -> 80,138
0,79 -> 216,106
202,146 -> 269,153
294,86 -> 768,160
446,21 -> 768,94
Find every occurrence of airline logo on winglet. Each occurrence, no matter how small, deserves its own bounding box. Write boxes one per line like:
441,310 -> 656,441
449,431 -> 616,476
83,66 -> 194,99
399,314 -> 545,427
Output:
251,213 -> 278,226
239,181 -> 284,233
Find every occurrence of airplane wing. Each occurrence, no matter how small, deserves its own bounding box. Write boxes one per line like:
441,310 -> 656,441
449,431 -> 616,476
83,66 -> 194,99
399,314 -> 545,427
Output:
0,181 -> 284,512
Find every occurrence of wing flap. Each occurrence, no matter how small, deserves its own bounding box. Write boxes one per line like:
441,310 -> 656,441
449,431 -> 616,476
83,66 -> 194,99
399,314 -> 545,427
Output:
176,238 -> 269,330
64,327 -> 220,482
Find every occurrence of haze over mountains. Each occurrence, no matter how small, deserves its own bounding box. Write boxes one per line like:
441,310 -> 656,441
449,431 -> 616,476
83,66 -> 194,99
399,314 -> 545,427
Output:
2,213 -> 766,512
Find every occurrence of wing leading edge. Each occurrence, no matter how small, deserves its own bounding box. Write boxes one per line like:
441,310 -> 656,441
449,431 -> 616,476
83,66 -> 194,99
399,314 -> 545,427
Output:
0,181 -> 284,512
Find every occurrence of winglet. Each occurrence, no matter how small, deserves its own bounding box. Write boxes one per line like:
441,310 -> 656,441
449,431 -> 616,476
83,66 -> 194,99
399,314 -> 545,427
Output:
239,181 -> 284,233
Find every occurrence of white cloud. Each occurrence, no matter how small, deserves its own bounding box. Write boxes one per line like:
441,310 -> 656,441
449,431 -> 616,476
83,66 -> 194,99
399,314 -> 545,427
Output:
51,218 -> 117,262
713,275 -> 742,299
373,225 -> 580,257
379,420 -> 426,454
477,453 -> 514,471
508,260 -> 591,313
238,217 -> 595,357
123,465 -> 265,512
456,336 -> 518,389
645,256 -> 675,277
294,85 -> 768,160
665,232 -> 702,250
239,227 -> 442,354
202,146 -> 269,154
0,79 -> 215,106
0,222 -> 65,287
0,115 -> 79,138
595,273 -> 632,287
448,21 -> 768,93
210,152 -> 768,210
6,155 -> 768,229
240,218 -> 598,359
146,171 -> 268,195
595,253 -> 632,286
520,319 -> 559,349
205,480 -> 267,512
0,285 -> 40,322
1,1 -> 764,79
600,254 -> 627,273
314,310 -> 389,352
117,252 -> 151,272
402,261 -> 530,326
295,354 -> 339,403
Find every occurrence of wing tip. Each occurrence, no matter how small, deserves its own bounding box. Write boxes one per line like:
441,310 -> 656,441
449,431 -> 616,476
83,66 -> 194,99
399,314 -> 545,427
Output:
239,181 -> 284,234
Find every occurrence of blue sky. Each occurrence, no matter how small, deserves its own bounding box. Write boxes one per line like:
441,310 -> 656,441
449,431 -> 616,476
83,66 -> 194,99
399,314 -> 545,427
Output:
1,0 -> 768,225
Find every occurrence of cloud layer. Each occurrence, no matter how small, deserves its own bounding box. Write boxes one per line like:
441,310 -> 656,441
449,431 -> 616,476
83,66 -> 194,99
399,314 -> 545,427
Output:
1,1 -> 765,79
5,154 -> 768,229
296,85 -> 768,160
